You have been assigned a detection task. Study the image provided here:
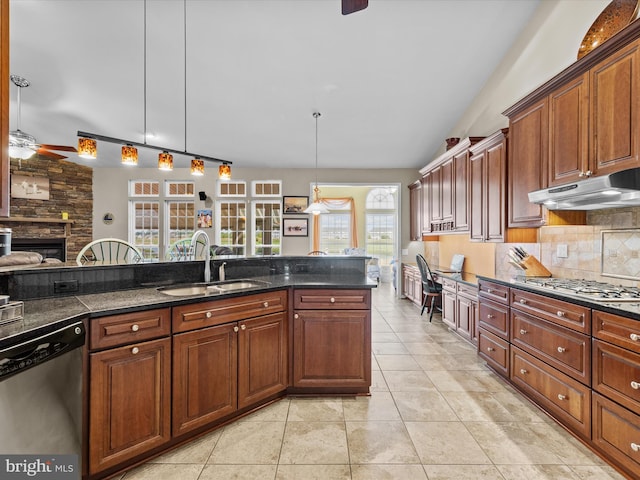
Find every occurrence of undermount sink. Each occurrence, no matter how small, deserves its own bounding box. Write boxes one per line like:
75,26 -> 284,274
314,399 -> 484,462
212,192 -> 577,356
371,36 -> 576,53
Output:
157,280 -> 269,296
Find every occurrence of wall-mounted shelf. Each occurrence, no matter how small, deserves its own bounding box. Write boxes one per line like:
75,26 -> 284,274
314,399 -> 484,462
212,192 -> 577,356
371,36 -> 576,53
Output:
0,216 -> 75,236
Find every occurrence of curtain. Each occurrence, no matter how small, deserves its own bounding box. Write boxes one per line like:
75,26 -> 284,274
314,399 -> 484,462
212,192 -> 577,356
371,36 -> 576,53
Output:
311,197 -> 358,251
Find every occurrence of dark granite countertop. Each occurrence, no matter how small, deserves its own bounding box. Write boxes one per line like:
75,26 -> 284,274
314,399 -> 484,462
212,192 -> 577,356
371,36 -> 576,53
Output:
476,274 -> 640,322
0,273 -> 376,349
402,262 -> 478,287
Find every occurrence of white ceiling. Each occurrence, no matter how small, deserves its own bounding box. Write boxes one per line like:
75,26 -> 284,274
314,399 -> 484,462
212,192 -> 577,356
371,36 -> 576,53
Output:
9,0 -> 540,170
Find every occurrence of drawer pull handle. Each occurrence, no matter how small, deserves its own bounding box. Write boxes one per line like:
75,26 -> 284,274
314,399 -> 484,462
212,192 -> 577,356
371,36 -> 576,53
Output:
294,313 -> 299,319
487,314 -> 494,319
519,299 -> 527,305
630,333 -> 640,342
330,297 -> 336,303
206,312 -> 212,318
487,288 -> 492,294
241,324 -> 246,330
557,311 -> 565,317
520,329 -> 527,335
557,394 -> 566,401
263,302 -> 269,308
632,442 -> 640,452
131,347 -> 139,355
520,369 -> 527,375
233,326 -> 239,332
631,381 -> 640,390
487,347 -> 495,352
131,324 -> 139,332
557,347 -> 566,353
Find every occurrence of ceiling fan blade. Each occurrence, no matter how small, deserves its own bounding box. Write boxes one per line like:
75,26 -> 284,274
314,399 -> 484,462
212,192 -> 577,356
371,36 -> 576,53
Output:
35,149 -> 68,160
342,0 -> 368,15
37,144 -> 77,152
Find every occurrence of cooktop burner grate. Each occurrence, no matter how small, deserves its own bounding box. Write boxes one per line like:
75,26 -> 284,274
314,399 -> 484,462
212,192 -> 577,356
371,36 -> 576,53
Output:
516,277 -> 640,302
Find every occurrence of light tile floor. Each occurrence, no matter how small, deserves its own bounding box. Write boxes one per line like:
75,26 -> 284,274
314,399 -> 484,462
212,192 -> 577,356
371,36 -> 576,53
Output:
118,283 -> 627,480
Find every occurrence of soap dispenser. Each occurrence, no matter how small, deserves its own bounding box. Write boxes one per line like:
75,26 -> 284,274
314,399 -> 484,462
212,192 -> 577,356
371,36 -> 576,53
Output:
219,262 -> 226,281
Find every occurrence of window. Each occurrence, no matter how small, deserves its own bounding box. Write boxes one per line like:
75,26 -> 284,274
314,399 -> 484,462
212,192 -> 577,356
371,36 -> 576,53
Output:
165,181 -> 196,256
319,205 -> 351,254
365,188 -> 396,264
217,200 -> 246,255
129,181 -> 160,260
252,180 -> 281,197
218,181 -> 246,197
252,200 -> 281,255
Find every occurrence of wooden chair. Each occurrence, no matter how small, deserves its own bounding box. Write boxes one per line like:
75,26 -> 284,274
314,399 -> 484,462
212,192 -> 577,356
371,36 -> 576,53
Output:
307,251 -> 327,256
76,238 -> 143,266
416,254 -> 442,322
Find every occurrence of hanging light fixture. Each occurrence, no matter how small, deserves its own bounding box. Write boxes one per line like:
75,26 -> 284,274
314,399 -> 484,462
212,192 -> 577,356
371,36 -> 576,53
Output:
158,151 -> 173,171
304,112 -> 330,215
78,137 -> 97,159
121,144 -> 138,165
191,158 -> 204,176
218,163 -> 231,180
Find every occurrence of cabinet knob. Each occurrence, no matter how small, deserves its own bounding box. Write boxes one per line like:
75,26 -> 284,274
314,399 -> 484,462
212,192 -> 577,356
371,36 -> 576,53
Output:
294,313 -> 299,319
131,347 -> 139,355
556,311 -> 566,317
585,170 -> 592,177
131,324 -> 139,332
233,326 -> 239,332
557,394 -> 566,401
557,346 -> 566,353
520,368 -> 527,375
241,324 -> 246,330
631,381 -> 640,390
520,329 -> 527,335
330,297 -> 336,303
486,288 -> 492,294
578,171 -> 586,178
631,442 -> 640,452
487,347 -> 495,352
487,314 -> 494,319
630,333 -> 640,342
263,302 -> 269,308
206,311 -> 212,318
519,299 -> 527,305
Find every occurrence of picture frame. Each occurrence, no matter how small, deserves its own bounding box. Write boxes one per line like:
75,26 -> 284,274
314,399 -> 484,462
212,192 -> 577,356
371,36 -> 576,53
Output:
283,196 -> 308,214
197,209 -> 212,228
283,218 -> 308,237
11,174 -> 50,200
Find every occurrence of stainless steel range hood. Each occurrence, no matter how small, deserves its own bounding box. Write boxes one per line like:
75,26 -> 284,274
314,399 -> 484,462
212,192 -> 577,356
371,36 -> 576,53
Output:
528,168 -> 640,210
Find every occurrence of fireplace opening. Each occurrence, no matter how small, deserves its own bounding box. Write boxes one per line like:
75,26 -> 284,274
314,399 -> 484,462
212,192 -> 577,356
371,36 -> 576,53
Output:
11,238 -> 66,262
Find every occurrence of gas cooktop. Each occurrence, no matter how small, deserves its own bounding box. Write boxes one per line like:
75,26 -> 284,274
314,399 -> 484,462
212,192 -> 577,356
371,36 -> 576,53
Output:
515,277 -> 640,303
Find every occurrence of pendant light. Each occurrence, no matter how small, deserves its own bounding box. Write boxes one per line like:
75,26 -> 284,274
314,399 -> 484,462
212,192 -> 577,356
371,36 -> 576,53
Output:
304,112 -> 329,215
218,163 -> 231,180
121,144 -> 138,165
78,137 -> 97,159
158,151 -> 173,171
191,158 -> 204,176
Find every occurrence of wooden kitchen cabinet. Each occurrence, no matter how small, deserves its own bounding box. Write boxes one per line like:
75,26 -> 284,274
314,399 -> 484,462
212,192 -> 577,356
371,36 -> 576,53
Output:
453,149 -> 470,231
172,291 -> 288,436
429,166 -> 443,229
507,99 -> 547,227
469,130 -> 507,242
408,180 -> 422,241
292,289 -> 371,393
402,263 -> 422,306
439,276 -> 477,345
441,284 -> 457,330
89,337 -> 171,475
421,170 -> 432,235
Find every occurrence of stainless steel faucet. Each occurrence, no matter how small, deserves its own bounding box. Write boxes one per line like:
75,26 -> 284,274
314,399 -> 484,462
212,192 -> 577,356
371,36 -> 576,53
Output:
190,230 -> 211,282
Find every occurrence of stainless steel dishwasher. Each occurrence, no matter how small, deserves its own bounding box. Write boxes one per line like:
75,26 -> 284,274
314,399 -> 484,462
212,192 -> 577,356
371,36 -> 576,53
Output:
0,321 -> 85,473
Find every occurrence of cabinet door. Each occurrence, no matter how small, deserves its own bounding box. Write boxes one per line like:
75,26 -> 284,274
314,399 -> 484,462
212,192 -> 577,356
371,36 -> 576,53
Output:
409,181 -> 422,241
453,150 -> 469,231
429,166 -> 442,224
485,139 -> 506,241
173,323 -> 237,436
89,338 -> 171,474
508,98 -> 547,227
442,289 -> 456,329
548,73 -> 590,186
238,312 -> 288,409
590,38 -> 640,176
293,309 -> 371,391
421,171 -> 432,235
456,294 -> 473,342
440,159 -> 453,224
469,151 -> 485,241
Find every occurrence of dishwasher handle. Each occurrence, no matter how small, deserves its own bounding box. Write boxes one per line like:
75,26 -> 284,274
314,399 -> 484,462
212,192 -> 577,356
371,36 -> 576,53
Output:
0,321 -> 85,381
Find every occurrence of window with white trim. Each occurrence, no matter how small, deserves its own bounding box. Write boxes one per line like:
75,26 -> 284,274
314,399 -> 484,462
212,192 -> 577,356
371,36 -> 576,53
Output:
365,188 -> 396,264
216,200 -> 246,255
129,181 -> 160,260
319,202 -> 351,254
252,200 -> 281,255
252,180 -> 281,197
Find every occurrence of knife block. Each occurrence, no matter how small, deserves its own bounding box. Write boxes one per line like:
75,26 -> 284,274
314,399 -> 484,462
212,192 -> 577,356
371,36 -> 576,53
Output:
521,255 -> 552,277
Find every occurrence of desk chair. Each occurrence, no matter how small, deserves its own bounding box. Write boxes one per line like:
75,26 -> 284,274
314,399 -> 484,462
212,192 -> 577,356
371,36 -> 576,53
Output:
416,254 -> 442,322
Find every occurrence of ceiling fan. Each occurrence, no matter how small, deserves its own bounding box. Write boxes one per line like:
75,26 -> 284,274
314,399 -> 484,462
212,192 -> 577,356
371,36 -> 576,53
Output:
9,74 -> 77,161
342,0 -> 368,15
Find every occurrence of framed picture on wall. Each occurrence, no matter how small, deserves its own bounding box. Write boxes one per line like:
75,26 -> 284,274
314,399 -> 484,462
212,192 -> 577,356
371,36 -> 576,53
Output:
283,218 -> 308,236
11,174 -> 50,200
283,196 -> 308,214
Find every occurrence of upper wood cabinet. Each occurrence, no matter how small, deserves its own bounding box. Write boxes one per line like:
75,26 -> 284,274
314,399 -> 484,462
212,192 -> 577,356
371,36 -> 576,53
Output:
453,149 -> 470,231
408,180 -> 422,241
469,130 -> 507,242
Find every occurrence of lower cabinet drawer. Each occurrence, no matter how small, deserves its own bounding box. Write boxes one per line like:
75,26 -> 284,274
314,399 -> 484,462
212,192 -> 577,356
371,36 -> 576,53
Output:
511,347 -> 591,440
593,339 -> 640,414
593,392 -> 640,479
478,328 -> 509,377
478,299 -> 509,340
